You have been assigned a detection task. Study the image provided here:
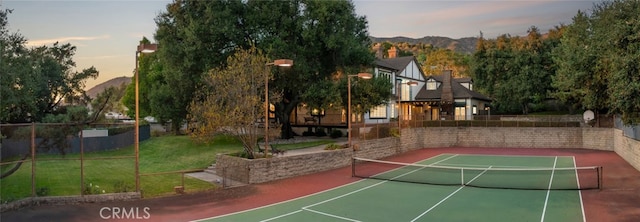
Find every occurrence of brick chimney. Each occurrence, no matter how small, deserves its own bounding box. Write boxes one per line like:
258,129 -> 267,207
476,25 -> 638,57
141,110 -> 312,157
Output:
388,46 -> 397,58
440,70 -> 454,119
441,70 -> 453,103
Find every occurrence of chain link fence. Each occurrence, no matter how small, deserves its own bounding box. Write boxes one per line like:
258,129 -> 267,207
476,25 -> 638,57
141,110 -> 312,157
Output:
1,123 -> 143,204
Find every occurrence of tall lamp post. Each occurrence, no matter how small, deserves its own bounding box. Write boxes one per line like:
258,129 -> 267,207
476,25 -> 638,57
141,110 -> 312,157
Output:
264,59 -> 293,156
135,43 -> 157,193
396,79 -> 418,133
347,73 -> 373,150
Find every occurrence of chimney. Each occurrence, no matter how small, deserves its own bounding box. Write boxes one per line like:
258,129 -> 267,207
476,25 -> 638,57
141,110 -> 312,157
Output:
441,70 -> 453,103
388,46 -> 397,58
374,44 -> 384,59
441,70 -> 454,119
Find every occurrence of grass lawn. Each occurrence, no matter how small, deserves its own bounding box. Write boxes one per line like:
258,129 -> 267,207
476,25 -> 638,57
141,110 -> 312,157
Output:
1,135 -> 334,202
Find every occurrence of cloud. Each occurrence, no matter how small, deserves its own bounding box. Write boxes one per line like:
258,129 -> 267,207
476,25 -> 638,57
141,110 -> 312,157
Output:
26,35 -> 110,46
75,55 -> 125,60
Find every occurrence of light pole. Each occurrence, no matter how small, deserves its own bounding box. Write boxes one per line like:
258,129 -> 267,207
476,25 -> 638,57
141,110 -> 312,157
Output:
396,79 -> 418,133
135,43 -> 157,193
347,73 -> 373,150
264,59 -> 293,157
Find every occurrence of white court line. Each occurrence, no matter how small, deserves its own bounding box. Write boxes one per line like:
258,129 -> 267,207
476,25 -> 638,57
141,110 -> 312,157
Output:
540,156 -> 558,222
194,153 -> 453,221
255,155 -> 456,221
259,210 -> 302,222
574,156 -> 587,222
453,153 -> 575,158
302,208 -> 361,222
409,166 -> 493,222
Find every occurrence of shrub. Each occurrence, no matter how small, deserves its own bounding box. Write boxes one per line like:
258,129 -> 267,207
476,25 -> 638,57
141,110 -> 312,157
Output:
324,143 -> 343,150
113,180 -> 133,193
302,131 -> 315,136
36,187 -> 50,196
390,128 -> 400,137
330,129 -> 343,138
83,182 -> 106,195
315,127 -> 327,137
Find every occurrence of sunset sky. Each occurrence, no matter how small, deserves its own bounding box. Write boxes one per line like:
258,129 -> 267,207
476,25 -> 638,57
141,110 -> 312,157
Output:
2,0 -> 602,89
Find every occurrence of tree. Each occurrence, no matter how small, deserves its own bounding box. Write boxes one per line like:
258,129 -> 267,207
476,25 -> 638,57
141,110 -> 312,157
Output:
1,8 -> 98,123
122,37 -> 159,121
92,83 -> 128,122
471,26 -> 561,114
188,46 -> 274,159
151,0 -> 249,134
150,0 -> 380,138
553,0 -> 640,124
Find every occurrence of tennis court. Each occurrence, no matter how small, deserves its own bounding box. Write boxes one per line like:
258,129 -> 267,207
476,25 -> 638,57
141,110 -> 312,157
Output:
196,153 -> 601,222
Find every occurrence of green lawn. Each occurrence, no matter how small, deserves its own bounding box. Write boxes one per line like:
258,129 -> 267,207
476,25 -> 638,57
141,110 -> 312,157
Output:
1,135 -> 334,202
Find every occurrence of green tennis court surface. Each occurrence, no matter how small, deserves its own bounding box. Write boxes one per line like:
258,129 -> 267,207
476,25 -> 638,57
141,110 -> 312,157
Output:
196,154 -> 600,222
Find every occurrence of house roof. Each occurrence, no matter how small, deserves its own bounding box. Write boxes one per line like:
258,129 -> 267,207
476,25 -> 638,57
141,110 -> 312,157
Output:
415,74 -> 492,102
374,59 -> 398,71
380,56 -> 416,73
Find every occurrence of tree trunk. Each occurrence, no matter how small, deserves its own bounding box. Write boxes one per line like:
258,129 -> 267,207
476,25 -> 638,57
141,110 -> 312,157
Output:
276,100 -> 298,139
1,154 -> 29,179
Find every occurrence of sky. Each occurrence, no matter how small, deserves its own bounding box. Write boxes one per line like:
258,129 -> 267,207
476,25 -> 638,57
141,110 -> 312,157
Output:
2,0 -> 602,90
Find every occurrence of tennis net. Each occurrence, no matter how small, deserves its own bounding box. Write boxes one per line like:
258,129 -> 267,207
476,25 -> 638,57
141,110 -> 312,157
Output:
352,157 -> 602,190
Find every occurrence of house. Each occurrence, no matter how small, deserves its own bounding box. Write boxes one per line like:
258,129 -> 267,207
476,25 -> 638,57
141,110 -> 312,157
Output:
290,46 -> 492,129
414,70 -> 492,120
365,46 -> 492,123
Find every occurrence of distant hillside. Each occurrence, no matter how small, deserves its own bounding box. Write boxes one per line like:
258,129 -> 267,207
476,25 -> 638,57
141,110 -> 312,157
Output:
370,36 -> 478,54
86,76 -> 131,99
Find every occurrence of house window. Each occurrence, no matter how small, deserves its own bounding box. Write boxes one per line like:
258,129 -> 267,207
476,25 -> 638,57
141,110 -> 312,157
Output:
378,70 -> 391,81
472,105 -> 477,115
369,104 -> 387,119
426,79 -> 437,90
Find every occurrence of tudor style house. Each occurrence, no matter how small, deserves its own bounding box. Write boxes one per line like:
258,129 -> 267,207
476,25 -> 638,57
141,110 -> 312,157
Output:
291,46 -> 492,128
365,46 -> 492,124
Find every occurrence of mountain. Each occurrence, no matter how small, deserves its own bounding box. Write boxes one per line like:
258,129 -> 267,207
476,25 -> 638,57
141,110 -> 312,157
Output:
370,36 -> 478,54
86,76 -> 131,99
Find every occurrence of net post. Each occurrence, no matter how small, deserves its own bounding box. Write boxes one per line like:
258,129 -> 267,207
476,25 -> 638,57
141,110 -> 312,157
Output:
351,158 -> 355,177
461,168 -> 464,186
598,166 -> 603,190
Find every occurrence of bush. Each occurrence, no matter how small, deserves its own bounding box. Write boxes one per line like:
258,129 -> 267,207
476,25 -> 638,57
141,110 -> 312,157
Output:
324,143 -> 343,150
36,187 -> 50,197
83,181 -> 106,195
302,131 -> 315,136
329,129 -> 343,138
315,127 -> 327,137
113,180 -> 133,193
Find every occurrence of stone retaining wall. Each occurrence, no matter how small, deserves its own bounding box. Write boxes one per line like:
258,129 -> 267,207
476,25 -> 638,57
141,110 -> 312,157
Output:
217,127 -> 631,185
613,129 -> 640,171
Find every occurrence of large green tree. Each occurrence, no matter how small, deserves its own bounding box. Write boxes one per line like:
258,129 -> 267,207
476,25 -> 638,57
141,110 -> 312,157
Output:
1,8 -> 98,123
149,0 -> 378,138
471,26 -> 561,114
553,0 -> 640,124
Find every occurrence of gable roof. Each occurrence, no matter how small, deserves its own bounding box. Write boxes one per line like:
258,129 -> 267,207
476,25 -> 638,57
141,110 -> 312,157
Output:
374,59 -> 398,71
381,56 -> 415,73
415,74 -> 491,102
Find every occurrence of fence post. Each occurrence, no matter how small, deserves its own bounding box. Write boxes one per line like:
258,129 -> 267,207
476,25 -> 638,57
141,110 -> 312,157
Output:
80,129 -> 85,196
31,122 -> 36,198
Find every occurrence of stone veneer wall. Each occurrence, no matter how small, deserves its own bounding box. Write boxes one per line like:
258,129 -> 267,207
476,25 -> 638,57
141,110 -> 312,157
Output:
216,127 -> 640,185
613,129 -> 640,171
217,149 -> 353,184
